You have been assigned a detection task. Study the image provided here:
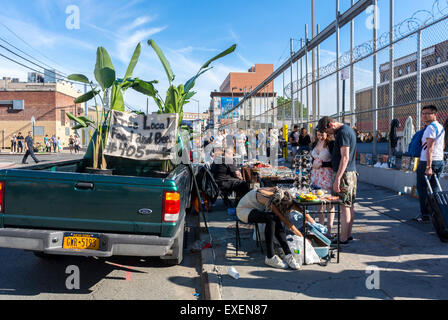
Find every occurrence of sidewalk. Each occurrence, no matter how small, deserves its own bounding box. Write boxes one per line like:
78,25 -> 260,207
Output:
200,182 -> 448,300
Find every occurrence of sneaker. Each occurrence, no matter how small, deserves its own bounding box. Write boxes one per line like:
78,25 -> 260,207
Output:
348,236 -> 354,241
264,255 -> 288,269
284,254 -> 301,270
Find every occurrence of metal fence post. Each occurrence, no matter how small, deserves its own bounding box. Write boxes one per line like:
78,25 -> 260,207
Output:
305,24 -> 310,126
372,0 -> 378,158
300,39 -> 304,127
416,29 -> 422,130
350,1 -> 355,128
336,0 -> 341,122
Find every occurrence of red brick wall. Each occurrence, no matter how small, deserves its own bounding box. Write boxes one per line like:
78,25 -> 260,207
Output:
220,64 -> 274,93
0,91 -> 56,121
55,92 -> 78,123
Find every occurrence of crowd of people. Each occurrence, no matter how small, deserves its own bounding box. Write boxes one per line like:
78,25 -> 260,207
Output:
197,114 -> 360,270
9,133 -> 81,154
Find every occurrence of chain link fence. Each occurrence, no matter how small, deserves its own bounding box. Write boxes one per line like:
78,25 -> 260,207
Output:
218,0 -> 448,159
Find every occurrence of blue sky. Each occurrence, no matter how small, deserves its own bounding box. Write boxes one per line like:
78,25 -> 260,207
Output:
0,0 -> 443,114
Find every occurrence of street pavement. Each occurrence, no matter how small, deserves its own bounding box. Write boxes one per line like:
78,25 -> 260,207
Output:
200,182 -> 448,300
0,150 -> 85,169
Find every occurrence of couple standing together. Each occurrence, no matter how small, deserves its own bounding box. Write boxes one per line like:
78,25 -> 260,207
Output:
311,117 -> 358,245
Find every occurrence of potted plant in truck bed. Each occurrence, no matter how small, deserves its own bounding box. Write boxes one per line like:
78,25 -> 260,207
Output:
135,39 -> 237,171
66,43 -> 157,174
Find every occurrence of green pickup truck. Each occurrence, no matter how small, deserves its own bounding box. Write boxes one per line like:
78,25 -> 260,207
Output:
0,154 -> 193,265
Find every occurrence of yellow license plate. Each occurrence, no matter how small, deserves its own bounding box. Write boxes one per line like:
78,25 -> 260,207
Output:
63,233 -> 100,250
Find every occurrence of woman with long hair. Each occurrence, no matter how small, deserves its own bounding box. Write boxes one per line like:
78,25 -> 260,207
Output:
310,130 -> 335,238
237,187 -> 316,270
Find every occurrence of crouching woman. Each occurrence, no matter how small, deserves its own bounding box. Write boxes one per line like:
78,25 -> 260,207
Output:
236,187 -> 315,270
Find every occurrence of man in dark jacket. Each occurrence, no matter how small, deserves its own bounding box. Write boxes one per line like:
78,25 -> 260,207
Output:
22,131 -> 40,164
211,151 -> 250,205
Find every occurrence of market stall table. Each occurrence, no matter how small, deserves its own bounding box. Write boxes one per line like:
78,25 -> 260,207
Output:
294,196 -> 342,264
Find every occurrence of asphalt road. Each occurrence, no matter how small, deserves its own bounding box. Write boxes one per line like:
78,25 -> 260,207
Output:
0,151 -> 85,167
0,151 -> 202,300
0,215 -> 201,300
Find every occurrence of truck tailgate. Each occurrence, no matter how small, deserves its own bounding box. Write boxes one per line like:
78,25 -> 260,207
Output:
1,170 -> 173,235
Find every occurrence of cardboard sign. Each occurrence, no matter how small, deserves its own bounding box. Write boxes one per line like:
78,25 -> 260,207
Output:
104,111 -> 179,160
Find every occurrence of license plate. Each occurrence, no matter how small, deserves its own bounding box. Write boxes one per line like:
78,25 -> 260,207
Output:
63,233 -> 100,250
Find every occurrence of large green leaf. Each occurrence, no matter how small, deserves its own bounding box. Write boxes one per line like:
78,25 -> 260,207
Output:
124,43 -> 141,81
74,90 -> 99,104
77,116 -> 94,124
148,39 -> 175,84
184,91 -> 196,101
94,47 -> 116,90
66,112 -> 87,127
72,124 -> 87,130
184,67 -> 212,94
131,79 -> 158,97
201,44 -> 237,69
68,74 -> 90,84
166,85 -> 180,113
111,83 -> 124,111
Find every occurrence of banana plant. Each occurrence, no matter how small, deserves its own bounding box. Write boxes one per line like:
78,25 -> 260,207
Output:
66,43 -> 156,170
143,39 -> 237,127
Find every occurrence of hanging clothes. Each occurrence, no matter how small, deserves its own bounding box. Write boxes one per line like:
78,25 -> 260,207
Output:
402,116 -> 415,154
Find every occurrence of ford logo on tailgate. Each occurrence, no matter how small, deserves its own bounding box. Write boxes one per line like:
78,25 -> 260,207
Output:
138,208 -> 152,215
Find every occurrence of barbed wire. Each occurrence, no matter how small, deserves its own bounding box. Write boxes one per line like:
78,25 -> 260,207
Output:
284,0 -> 448,97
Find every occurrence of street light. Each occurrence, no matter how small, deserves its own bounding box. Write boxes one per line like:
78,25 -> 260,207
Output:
191,98 -> 200,120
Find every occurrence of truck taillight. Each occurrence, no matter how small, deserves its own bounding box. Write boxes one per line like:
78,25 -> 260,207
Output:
163,191 -> 180,222
0,181 -> 4,213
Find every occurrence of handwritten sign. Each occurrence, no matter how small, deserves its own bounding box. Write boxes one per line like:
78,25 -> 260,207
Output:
104,111 -> 179,160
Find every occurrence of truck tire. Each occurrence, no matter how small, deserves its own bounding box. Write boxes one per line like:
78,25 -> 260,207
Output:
162,221 -> 185,265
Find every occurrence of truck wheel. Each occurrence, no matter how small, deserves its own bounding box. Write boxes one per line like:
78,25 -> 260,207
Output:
162,222 -> 185,266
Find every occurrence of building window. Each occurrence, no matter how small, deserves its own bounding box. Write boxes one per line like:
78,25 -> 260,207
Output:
407,66 -> 411,74
437,56 -> 442,64
61,110 -> 65,126
398,68 -> 403,76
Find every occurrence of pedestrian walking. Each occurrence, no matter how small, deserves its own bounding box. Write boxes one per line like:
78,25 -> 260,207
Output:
16,132 -> 24,153
10,134 -> 17,153
22,131 -> 40,164
414,105 -> 445,223
317,116 -> 357,245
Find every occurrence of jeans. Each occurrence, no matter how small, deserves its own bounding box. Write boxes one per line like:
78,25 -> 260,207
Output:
417,160 -> 444,217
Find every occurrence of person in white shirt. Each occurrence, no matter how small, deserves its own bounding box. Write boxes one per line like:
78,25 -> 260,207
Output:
415,105 -> 446,223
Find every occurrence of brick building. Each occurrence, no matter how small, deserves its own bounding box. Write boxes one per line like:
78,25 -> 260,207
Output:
356,40 -> 448,134
219,64 -> 274,93
0,78 -> 82,150
210,64 -> 276,128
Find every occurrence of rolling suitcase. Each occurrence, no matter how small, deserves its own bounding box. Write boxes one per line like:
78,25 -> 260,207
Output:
424,175 -> 448,243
